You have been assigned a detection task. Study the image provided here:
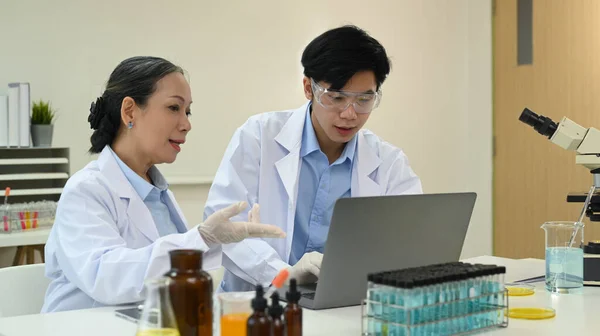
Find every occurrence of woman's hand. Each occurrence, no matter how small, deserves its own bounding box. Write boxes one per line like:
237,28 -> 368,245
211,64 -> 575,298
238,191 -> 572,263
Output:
199,201 -> 285,245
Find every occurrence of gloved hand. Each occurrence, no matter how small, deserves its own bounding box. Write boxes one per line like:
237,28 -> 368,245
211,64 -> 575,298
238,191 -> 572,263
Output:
199,201 -> 285,246
288,251 -> 323,285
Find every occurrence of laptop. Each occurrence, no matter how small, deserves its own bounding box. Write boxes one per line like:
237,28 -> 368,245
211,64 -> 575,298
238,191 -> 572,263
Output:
278,192 -> 477,310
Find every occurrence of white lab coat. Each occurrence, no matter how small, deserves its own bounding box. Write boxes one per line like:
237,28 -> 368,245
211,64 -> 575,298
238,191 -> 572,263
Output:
42,147 -> 218,313
204,102 -> 423,292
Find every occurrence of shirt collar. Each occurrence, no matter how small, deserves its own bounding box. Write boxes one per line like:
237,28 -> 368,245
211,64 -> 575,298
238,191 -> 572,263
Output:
301,102 -> 358,164
339,129 -> 357,164
300,103 -> 321,158
107,146 -> 168,200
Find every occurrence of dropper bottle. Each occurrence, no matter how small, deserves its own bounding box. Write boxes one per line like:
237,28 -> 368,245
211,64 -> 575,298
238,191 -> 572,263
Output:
284,278 -> 302,336
247,285 -> 272,336
269,292 -> 285,336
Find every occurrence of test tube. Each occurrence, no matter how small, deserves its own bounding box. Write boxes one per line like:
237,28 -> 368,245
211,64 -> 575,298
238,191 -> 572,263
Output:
445,269 -> 458,334
470,265 -> 481,329
459,269 -> 471,333
373,273 -> 384,336
413,276 -> 426,336
496,266 -> 507,326
422,276 -> 431,335
431,272 -> 441,335
394,275 -> 403,335
483,265 -> 498,328
387,275 -> 399,336
394,278 -> 406,330
432,272 -> 444,335
423,275 -> 433,325
449,272 -> 461,334
439,272 -> 451,334
475,264 -> 497,330
472,265 -> 486,330
367,274 -> 377,335
381,273 -> 392,334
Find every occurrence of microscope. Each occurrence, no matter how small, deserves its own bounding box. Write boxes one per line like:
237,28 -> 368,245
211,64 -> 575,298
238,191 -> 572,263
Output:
519,108 -> 600,285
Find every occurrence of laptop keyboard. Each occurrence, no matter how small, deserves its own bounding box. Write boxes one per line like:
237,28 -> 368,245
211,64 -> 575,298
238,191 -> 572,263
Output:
301,292 -> 315,300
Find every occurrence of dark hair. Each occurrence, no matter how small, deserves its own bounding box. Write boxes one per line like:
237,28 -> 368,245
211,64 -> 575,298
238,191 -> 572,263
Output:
88,56 -> 184,153
301,25 -> 391,91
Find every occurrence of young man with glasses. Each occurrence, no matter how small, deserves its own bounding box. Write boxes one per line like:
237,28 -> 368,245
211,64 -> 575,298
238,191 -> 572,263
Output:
204,25 -> 423,292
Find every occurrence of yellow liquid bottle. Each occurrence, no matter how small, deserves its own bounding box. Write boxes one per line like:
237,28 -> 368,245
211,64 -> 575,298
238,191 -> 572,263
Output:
136,328 -> 181,336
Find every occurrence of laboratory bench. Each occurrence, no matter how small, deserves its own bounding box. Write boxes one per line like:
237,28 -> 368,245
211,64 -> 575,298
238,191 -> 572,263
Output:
0,256 -> 599,335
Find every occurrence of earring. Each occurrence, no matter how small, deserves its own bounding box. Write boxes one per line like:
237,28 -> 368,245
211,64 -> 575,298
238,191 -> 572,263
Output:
127,121 -> 133,129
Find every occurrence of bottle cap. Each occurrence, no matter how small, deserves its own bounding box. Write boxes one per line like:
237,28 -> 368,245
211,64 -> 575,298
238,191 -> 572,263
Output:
252,285 -> 268,311
286,278 -> 301,303
269,292 -> 284,318
584,241 -> 600,254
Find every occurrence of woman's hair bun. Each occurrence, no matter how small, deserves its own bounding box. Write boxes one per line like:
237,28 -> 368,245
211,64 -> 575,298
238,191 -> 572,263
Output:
88,96 -> 106,130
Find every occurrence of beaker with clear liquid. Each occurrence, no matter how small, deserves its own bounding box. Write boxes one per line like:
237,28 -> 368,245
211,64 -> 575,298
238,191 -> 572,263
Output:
136,277 -> 181,336
541,221 -> 584,293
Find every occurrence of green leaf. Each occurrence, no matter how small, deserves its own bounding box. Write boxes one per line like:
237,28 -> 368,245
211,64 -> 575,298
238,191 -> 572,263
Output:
31,99 -> 56,125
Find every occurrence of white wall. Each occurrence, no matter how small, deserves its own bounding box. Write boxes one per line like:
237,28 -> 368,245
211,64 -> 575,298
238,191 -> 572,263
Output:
465,0 -> 493,258
0,0 -> 492,266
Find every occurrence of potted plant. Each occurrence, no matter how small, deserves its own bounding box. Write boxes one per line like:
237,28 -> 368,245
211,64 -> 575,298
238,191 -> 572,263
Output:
31,100 -> 56,147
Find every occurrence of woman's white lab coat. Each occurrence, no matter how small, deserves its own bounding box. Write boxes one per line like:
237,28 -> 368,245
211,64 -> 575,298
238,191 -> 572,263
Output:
203,102 -> 423,292
41,147 -> 219,313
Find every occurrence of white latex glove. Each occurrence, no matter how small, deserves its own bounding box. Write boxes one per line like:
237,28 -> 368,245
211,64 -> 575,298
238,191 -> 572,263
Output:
288,251 -> 323,285
199,201 -> 285,245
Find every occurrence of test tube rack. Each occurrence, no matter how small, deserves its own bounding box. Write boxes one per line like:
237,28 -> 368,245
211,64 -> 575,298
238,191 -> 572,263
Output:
0,200 -> 57,234
361,262 -> 509,336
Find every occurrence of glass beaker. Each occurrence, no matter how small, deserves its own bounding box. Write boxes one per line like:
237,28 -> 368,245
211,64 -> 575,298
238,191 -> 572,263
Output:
218,292 -> 253,336
136,277 -> 180,336
541,221 -> 584,293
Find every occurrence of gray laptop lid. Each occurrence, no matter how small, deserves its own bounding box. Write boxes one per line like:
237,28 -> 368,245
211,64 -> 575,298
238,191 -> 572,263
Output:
308,192 -> 477,309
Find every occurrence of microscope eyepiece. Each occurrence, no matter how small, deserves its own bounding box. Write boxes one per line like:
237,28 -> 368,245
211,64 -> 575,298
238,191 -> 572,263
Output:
519,108 -> 558,138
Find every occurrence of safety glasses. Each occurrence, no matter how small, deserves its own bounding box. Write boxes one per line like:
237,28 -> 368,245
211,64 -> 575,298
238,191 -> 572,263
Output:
310,79 -> 382,114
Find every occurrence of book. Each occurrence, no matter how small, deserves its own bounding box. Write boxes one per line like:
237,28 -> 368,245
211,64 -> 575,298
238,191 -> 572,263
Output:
7,84 -> 19,147
18,83 -> 31,147
0,96 -> 7,147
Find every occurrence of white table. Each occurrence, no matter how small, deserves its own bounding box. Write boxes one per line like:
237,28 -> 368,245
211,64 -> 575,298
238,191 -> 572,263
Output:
0,256 -> 598,335
0,228 -> 51,248
0,305 -> 361,336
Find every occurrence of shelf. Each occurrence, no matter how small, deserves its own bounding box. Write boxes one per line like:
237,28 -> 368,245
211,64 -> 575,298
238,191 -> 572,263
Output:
0,228 -> 52,248
9,188 -> 63,196
0,158 -> 68,165
0,173 -> 69,181
0,147 -> 69,150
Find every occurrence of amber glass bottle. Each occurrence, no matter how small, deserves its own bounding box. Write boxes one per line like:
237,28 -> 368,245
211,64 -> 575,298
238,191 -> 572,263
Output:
284,279 -> 302,336
164,249 -> 213,336
247,285 -> 272,336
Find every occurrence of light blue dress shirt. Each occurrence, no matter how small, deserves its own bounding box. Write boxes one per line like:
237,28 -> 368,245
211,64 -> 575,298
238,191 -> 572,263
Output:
109,147 -> 183,237
289,105 -> 357,265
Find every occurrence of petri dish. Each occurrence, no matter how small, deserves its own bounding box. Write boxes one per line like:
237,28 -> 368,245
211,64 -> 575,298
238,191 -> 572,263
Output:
508,307 -> 556,320
505,283 -> 535,296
